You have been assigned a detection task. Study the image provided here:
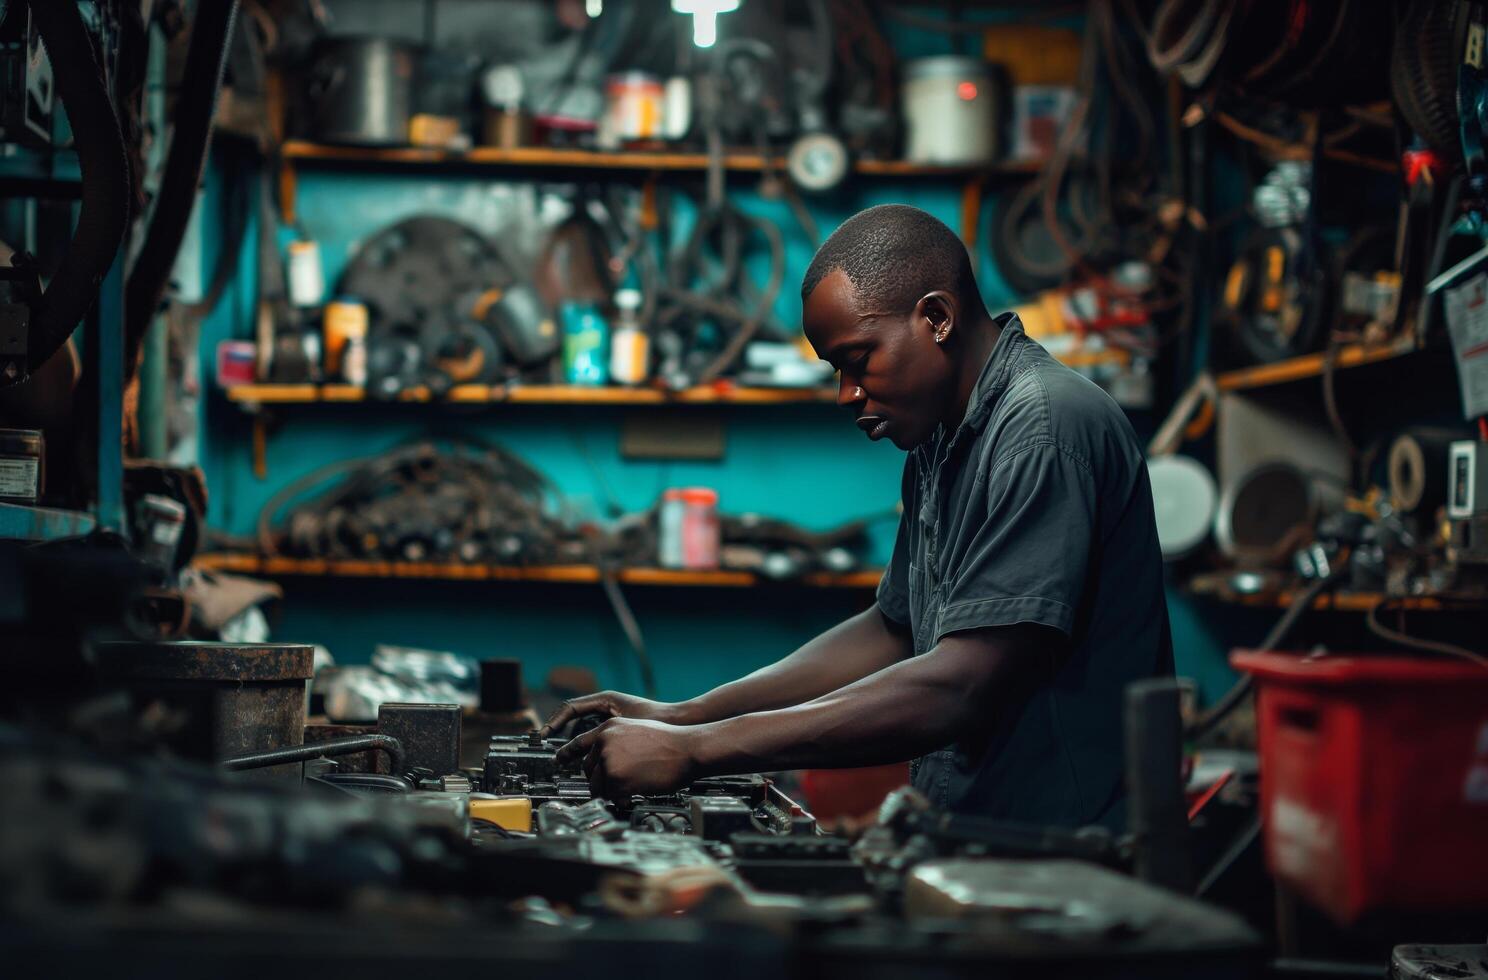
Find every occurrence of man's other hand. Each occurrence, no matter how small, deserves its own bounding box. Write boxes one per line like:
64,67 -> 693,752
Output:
539,691 -> 687,737
555,718 -> 699,800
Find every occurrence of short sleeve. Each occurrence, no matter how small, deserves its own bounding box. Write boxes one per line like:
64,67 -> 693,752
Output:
936,441 -> 1095,642
875,458 -> 917,624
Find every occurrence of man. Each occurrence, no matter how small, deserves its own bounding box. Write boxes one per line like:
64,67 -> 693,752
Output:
543,204 -> 1172,830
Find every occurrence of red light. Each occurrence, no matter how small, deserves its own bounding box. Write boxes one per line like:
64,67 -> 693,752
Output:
957,81 -> 978,101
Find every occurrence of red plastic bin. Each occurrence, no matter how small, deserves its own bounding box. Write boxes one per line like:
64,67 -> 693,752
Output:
1231,650 -> 1488,924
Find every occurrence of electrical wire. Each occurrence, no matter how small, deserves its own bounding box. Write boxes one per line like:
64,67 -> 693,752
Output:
1366,601 -> 1488,668
600,569 -> 658,698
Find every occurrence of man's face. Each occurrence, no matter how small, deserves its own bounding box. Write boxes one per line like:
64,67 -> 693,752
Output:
802,269 -> 956,451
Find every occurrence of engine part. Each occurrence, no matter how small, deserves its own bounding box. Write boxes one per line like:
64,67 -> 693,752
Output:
339,217 -> 526,391
689,795 -> 759,842
1388,428 -> 1460,515
377,702 -> 462,777
304,36 -> 415,146
484,733 -> 568,791
479,282 -> 559,368
1214,462 -> 1315,565
94,642 -> 313,777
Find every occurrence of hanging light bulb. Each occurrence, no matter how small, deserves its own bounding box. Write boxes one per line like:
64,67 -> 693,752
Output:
671,0 -> 740,49
586,0 -> 602,17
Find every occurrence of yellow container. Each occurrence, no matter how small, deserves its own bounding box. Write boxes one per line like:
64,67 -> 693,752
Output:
323,298 -> 369,378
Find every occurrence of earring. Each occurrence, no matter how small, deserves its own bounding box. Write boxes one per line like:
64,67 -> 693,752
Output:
851,386 -> 866,400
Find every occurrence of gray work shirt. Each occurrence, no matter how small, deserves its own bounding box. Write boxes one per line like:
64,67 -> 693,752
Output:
877,314 -> 1173,831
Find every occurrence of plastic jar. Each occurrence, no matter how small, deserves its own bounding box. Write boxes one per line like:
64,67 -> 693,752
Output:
0,428 -> 43,504
658,487 -> 719,569
902,56 -> 1000,165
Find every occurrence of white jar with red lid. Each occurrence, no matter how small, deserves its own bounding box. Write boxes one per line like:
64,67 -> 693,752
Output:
658,487 -> 719,570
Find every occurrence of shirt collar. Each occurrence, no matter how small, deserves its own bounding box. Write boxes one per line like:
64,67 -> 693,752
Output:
955,311 -> 1026,438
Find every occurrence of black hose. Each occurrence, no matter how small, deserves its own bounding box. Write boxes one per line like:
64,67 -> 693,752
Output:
14,0 -> 131,385
1185,568 -> 1348,741
124,0 -> 240,378
221,733 -> 407,774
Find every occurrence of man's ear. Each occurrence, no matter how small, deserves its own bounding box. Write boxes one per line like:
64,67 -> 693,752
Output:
915,291 -> 959,345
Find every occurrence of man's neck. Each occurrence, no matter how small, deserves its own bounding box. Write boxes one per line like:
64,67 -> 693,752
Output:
947,314 -> 1004,428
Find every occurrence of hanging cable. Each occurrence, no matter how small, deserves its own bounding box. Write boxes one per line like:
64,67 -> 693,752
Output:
1186,566 -> 1349,741
1366,602 -> 1488,669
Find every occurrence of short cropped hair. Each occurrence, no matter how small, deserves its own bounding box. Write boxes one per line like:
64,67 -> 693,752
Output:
801,204 -> 981,314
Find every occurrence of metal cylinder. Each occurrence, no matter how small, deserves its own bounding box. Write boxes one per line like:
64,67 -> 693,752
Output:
307,37 -> 414,146
95,642 -> 314,779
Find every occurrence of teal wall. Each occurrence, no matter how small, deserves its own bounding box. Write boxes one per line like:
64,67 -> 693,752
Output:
194,7 -> 1248,706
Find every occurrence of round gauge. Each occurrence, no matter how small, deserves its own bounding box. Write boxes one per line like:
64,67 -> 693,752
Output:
787,132 -> 850,193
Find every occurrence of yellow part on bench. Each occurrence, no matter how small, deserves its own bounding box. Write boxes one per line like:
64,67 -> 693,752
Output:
469,795 -> 532,833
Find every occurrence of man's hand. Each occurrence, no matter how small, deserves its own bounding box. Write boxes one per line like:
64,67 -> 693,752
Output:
555,718 -> 699,800
539,691 -> 688,737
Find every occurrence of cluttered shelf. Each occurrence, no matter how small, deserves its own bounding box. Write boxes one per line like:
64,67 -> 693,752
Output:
223,350 -> 1131,408
224,383 -> 838,406
194,552 -> 883,590
1185,577 -> 1476,613
278,140 -> 1045,178
1214,336 -> 1422,392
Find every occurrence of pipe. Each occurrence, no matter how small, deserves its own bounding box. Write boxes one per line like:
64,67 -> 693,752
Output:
220,733 -> 407,775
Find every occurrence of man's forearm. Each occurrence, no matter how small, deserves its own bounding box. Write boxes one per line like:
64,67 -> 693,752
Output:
686,633 -> 1012,774
674,605 -> 912,725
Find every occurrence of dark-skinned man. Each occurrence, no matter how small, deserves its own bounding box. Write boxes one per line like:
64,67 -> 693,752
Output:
543,204 -> 1173,831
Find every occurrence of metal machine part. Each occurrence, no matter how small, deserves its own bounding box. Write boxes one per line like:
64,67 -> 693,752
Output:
1214,462 -> 1315,565
377,702 -> 462,777
222,733 -> 406,776
94,642 -> 314,777
303,36 -> 415,146
1389,429 -> 1460,515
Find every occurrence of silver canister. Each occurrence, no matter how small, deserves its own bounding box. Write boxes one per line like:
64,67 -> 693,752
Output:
307,37 -> 415,146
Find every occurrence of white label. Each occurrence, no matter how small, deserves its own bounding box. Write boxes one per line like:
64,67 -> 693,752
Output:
1443,271 -> 1488,419
0,457 -> 39,498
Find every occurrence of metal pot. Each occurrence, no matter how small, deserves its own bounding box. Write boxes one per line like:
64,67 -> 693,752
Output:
306,36 -> 414,146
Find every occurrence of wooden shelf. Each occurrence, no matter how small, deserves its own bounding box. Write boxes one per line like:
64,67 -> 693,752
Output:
224,383 -> 838,407
279,140 -> 1043,178
194,553 -> 882,590
1215,336 -> 1420,392
1186,579 -> 1477,612
224,349 -> 1132,408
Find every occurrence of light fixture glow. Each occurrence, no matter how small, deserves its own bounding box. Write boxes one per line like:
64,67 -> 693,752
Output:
671,0 -> 740,49
586,0 -> 602,17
